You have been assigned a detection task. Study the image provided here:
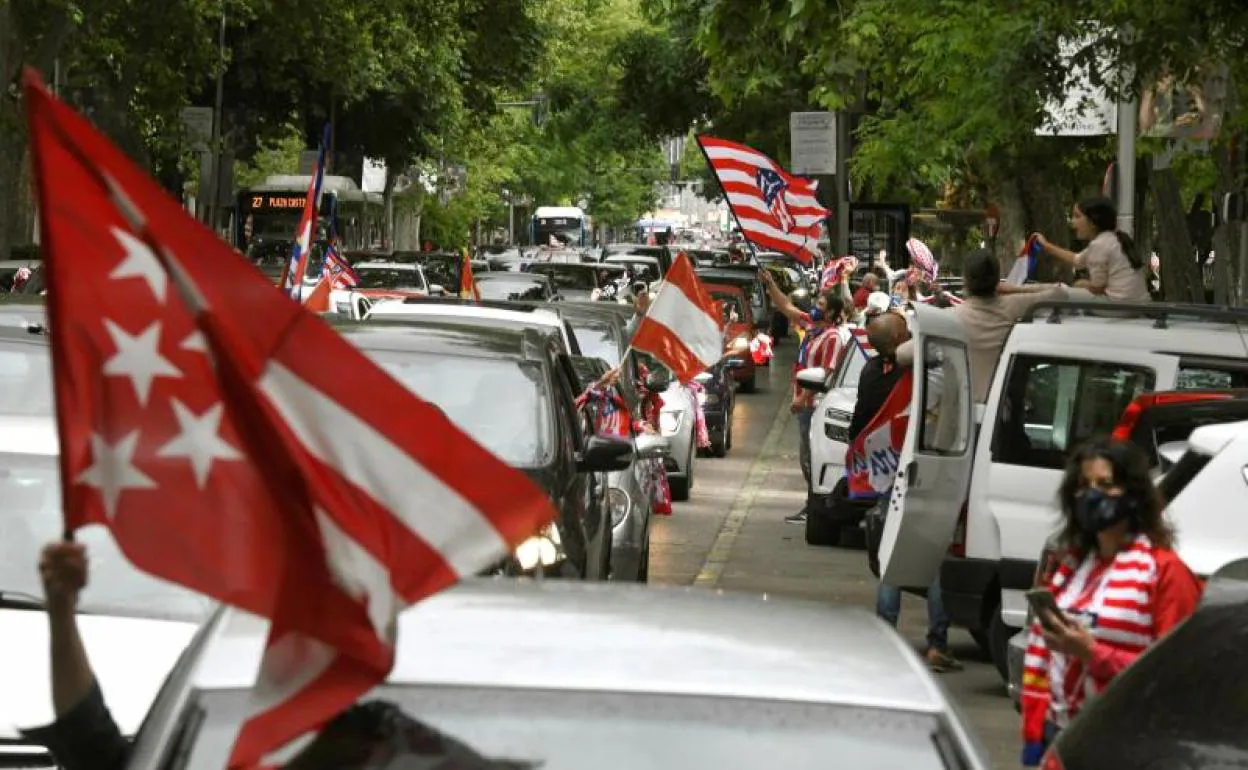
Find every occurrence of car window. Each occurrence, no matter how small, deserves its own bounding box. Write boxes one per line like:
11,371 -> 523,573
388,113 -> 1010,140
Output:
528,265 -> 598,290
571,322 -> 621,367
354,267 -> 426,291
477,279 -> 549,302
919,339 -> 971,455
1177,365 -> 1248,390
169,687 -> 959,770
992,356 -> 1155,469
833,341 -> 870,390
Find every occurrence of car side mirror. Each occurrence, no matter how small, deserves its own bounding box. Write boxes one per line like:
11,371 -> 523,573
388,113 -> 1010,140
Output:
429,284 -> 447,296
795,367 -> 829,393
577,435 -> 634,473
634,433 -> 671,460
724,357 -> 746,370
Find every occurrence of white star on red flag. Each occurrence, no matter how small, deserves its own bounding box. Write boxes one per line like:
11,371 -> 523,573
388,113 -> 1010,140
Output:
100,319 -> 182,405
156,400 -> 242,488
108,227 -> 168,302
75,432 -> 157,519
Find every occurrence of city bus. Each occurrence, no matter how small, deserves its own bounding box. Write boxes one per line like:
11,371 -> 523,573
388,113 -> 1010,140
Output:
234,174 -> 385,277
531,205 -> 591,247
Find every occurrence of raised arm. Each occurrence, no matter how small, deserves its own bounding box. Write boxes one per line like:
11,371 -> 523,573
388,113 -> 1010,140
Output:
758,268 -> 806,325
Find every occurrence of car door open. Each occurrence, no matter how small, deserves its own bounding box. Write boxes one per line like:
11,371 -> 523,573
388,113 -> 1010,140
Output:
878,304 -> 974,589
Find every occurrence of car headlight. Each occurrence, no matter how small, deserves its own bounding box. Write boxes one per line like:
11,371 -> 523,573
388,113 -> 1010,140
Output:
514,523 -> 563,570
659,411 -> 681,435
607,488 -> 630,528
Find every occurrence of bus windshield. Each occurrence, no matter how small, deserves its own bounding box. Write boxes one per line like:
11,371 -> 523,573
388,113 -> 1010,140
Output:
534,216 -> 583,247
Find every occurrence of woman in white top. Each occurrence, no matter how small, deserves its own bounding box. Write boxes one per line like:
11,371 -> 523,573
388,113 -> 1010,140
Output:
1032,196 -> 1151,302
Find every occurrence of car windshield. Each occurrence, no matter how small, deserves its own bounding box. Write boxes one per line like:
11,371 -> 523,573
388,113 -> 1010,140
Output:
355,267 -> 426,291
527,265 -> 601,291
712,292 -> 744,324
477,278 -> 549,301
570,321 -> 621,366
166,687 -> 958,770
834,342 -> 871,390
421,256 -> 459,288
363,349 -> 552,466
0,338 -> 54,416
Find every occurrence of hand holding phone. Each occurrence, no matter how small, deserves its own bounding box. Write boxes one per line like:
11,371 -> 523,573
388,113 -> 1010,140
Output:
1025,588 -> 1069,632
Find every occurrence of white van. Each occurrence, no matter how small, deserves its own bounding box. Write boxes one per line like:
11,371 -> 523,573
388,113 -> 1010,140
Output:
878,300 -> 1248,677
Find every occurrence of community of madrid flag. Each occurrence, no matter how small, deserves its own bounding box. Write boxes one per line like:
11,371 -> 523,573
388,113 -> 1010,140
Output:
630,252 -> 725,383
846,369 -> 914,499
459,247 -> 481,300
697,135 -> 829,264
23,70 -> 556,768
279,124 -> 330,299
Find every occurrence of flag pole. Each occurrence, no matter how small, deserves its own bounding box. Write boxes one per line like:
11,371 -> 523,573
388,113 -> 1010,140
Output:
693,134 -> 760,264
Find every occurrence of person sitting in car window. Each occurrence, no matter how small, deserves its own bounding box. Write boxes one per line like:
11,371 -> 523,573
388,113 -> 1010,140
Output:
1019,437 -> 1203,766
1031,196 -> 1151,303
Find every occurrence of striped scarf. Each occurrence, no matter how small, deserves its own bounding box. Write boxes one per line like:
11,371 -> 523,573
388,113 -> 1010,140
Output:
1020,534 -> 1158,747
575,385 -> 631,439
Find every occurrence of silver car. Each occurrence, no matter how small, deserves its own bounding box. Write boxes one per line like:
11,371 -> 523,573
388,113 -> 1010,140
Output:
125,581 -> 992,770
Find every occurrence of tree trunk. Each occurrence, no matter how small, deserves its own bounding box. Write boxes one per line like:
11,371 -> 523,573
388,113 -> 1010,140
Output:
1152,167 -> 1204,303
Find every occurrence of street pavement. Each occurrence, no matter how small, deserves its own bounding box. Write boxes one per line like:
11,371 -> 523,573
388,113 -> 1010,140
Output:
650,338 -> 1019,770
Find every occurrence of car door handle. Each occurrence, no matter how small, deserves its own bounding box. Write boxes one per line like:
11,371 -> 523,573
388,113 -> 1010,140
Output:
905,460 -> 918,488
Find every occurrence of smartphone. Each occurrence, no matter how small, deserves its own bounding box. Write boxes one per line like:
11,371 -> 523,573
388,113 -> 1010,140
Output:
1025,588 -> 1067,631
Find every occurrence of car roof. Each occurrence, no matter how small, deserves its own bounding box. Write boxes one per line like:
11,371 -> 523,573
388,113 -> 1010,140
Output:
547,302 -> 629,326
605,254 -> 659,264
1015,300 -> 1248,359
1185,419 -> 1248,457
476,272 -> 549,282
192,581 -> 945,713
334,319 -> 552,362
366,299 -> 564,329
354,261 -> 420,270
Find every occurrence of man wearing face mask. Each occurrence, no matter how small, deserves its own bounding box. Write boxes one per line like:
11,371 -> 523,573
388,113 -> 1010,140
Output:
1018,437 -> 1202,766
760,268 -> 853,524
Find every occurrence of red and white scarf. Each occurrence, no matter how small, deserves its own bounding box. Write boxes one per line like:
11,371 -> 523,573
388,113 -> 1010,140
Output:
1020,534 -> 1158,743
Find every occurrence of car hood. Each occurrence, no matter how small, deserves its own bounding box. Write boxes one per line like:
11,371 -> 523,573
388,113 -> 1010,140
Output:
0,610 -> 198,738
821,386 -> 857,414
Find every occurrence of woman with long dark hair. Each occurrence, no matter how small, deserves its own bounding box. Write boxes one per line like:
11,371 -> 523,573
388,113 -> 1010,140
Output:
1018,437 -> 1202,765
1031,196 -> 1151,302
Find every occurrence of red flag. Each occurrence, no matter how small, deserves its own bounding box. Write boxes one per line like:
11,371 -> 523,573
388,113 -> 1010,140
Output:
459,247 -> 480,300
23,71 -> 556,766
845,370 -> 913,499
630,252 -> 725,383
697,135 -> 829,264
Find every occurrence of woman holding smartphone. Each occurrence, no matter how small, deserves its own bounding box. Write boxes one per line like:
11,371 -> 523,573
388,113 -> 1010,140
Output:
1020,437 -> 1203,766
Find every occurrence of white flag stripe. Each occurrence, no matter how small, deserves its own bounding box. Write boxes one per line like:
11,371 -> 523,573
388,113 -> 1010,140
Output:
246,632 -> 338,719
314,507 -> 403,642
258,361 -> 509,576
716,170 -> 822,208
725,192 -> 827,222
647,282 -> 723,365
702,145 -> 777,170
734,213 -> 823,250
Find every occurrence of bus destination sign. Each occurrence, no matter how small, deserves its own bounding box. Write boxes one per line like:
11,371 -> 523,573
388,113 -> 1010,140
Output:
251,194 -> 308,210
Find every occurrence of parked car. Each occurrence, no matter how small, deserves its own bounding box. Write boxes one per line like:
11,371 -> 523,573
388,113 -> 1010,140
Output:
875,299 -> 1248,680
475,272 -> 561,302
365,298 -> 583,356
122,582 -> 993,770
567,354 -> 667,582
0,327 -> 210,765
339,319 -> 630,580
693,361 -> 738,458
706,282 -> 758,392
526,262 -> 629,303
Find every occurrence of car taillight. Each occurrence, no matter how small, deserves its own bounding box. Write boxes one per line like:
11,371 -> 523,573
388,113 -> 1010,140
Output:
1112,392 -> 1233,441
1041,749 -> 1066,770
947,499 -> 969,557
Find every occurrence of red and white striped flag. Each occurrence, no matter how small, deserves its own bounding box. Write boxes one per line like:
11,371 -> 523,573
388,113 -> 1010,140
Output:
24,71 -> 556,768
630,252 -> 725,383
697,135 -> 829,264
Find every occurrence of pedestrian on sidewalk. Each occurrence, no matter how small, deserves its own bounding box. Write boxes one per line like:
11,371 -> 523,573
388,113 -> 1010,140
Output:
851,312 -> 961,673
758,267 -> 853,524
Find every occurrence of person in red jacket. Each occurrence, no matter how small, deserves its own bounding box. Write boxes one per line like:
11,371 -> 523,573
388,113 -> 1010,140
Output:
1019,437 -> 1203,765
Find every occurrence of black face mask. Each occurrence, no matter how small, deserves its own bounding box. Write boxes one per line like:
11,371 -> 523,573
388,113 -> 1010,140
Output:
1073,488 -> 1133,534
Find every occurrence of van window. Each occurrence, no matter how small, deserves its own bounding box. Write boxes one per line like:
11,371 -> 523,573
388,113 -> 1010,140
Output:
992,356 -> 1155,469
1177,365 -> 1248,390
919,339 -> 971,455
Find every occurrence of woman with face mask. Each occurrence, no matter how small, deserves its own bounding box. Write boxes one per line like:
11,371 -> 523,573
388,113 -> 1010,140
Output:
1019,437 -> 1202,765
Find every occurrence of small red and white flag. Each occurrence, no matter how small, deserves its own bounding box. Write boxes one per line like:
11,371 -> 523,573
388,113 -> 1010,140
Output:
846,369 -> 913,500
630,252 -> 725,383
24,71 -> 556,768
697,135 -> 829,264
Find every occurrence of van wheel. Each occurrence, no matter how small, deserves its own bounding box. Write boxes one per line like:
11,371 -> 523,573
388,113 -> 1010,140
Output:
989,605 -> 1012,681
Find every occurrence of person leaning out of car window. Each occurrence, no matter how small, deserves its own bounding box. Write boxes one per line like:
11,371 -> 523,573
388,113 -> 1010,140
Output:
1019,438 -> 1203,766
1030,196 -> 1151,302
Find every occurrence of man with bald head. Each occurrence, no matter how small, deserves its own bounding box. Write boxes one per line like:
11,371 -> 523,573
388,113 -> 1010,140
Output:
850,310 -> 960,673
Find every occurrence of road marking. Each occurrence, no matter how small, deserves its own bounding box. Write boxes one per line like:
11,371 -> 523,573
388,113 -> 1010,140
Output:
693,392 -> 794,588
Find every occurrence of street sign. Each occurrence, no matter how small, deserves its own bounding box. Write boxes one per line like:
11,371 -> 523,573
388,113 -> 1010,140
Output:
181,107 -> 214,152
789,112 -> 836,175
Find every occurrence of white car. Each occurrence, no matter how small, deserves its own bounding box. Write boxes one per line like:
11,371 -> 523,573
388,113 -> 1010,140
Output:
312,261 -> 436,319
0,328 -> 210,764
123,581 -> 991,770
365,299 -> 582,355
